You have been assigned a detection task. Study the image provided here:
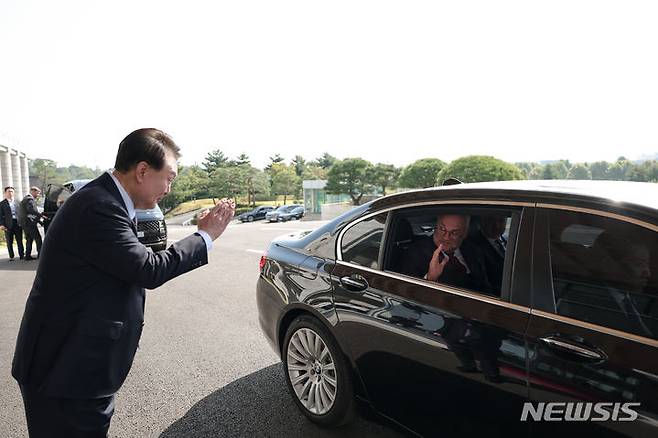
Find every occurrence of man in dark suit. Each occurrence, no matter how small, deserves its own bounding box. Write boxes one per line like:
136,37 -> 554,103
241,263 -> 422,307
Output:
12,128 -> 235,437
18,187 -> 43,260
398,213 -> 492,294
1,186 -> 25,261
470,214 -> 508,295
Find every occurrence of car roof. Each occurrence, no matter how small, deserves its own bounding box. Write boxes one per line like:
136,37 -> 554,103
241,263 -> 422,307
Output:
374,180 -> 658,213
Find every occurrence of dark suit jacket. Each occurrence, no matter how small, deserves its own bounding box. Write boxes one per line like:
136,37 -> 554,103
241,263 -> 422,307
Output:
0,198 -> 17,229
12,172 -> 208,398
397,236 -> 493,294
470,232 -> 506,295
18,194 -> 40,229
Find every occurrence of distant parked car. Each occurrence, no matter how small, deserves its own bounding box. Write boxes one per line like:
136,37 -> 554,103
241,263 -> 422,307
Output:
238,205 -> 274,222
44,178 -> 168,251
266,204 -> 302,222
278,206 -> 305,222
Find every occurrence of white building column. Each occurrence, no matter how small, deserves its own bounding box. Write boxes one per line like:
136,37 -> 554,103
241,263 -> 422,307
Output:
1,147 -> 13,192
11,151 -> 23,198
21,154 -> 30,198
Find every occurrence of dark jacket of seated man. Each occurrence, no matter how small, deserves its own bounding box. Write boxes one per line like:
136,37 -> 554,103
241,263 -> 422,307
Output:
397,214 -> 494,295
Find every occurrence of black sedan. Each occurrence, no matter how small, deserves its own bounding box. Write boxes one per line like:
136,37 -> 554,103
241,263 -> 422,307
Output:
238,205 -> 274,222
256,180 -> 658,437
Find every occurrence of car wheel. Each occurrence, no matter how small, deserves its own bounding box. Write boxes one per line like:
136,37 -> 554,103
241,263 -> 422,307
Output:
247,215 -> 254,222
282,315 -> 354,427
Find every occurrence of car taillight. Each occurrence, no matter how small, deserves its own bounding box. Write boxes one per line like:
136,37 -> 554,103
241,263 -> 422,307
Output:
259,252 -> 267,271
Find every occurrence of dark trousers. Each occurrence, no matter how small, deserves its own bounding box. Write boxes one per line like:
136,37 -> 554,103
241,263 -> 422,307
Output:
4,219 -> 24,259
19,384 -> 114,438
24,224 -> 42,257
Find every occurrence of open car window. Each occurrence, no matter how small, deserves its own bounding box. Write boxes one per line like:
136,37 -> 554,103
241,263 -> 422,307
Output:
383,205 -> 519,299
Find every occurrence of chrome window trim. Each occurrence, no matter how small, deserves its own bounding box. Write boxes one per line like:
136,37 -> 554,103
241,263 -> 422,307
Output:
537,203 -> 658,232
335,259 -> 531,314
531,310 -> 658,348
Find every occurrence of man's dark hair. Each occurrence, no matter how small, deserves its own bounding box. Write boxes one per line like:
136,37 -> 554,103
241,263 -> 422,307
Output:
4,186 -> 14,193
114,128 -> 181,173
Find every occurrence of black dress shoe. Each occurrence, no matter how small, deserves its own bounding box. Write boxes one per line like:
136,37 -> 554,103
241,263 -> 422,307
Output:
24,256 -> 36,261
9,257 -> 15,261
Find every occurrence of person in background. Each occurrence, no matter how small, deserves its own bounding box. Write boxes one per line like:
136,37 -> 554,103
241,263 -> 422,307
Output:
18,187 -> 43,261
0,186 -> 25,261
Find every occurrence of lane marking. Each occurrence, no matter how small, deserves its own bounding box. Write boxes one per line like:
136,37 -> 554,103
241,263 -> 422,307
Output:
246,249 -> 264,253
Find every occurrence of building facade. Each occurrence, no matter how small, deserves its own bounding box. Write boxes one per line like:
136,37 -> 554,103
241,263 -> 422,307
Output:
0,145 -> 30,198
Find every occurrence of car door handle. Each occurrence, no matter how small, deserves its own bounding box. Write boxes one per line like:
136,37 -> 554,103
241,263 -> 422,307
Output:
539,336 -> 606,361
340,275 -> 369,292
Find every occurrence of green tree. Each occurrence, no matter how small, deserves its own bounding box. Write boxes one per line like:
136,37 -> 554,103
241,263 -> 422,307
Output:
367,163 -> 400,196
292,155 -> 307,177
270,163 -> 300,204
209,166 -> 249,199
244,166 -> 270,206
590,161 -> 609,180
30,158 -> 61,191
325,158 -> 372,205
615,158 -> 634,180
437,156 -> 525,183
606,158 -> 635,181
567,163 -> 591,179
541,162 -> 568,179
302,165 -> 328,180
234,153 -> 251,166
528,165 -> 544,180
398,158 -> 446,188
203,149 -> 230,175
265,154 -> 285,172
515,162 -> 537,179
629,160 -> 658,182
313,152 -> 337,169
66,165 -> 99,180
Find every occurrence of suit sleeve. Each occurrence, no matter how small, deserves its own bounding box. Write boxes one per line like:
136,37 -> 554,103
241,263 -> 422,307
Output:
76,200 -> 208,289
27,198 -> 40,216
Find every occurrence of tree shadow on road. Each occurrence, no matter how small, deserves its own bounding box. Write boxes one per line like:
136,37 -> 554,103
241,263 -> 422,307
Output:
159,364 -> 406,438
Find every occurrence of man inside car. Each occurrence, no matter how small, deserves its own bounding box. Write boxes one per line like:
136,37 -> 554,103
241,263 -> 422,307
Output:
471,214 -> 508,294
398,213 -> 492,293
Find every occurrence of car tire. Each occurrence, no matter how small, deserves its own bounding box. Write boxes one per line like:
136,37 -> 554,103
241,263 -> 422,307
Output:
247,215 -> 254,222
282,315 -> 354,427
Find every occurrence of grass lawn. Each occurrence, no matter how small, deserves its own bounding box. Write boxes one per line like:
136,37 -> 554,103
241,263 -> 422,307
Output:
165,199 -> 217,218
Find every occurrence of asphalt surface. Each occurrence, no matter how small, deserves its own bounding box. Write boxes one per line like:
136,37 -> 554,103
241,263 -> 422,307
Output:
0,220 -> 406,438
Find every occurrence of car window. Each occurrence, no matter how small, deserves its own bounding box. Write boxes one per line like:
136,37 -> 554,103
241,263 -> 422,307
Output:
384,206 -> 518,298
547,209 -> 658,340
340,213 -> 388,269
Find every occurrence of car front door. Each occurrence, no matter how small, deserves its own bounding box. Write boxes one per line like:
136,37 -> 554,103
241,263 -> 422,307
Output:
526,206 -> 658,437
331,203 -> 534,437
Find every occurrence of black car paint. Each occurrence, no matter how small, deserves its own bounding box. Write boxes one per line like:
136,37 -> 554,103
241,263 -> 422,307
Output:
256,182 -> 658,437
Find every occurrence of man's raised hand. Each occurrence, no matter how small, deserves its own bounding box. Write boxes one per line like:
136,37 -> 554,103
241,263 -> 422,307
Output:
197,198 -> 235,241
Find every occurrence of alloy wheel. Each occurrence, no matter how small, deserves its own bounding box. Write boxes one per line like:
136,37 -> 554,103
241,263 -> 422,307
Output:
286,328 -> 337,415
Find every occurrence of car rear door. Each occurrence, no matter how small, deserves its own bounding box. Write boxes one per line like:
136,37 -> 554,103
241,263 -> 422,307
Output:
525,206 -> 658,437
331,202 -> 534,437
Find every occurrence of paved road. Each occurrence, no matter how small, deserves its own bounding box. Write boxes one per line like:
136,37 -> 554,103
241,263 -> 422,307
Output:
0,220 -> 406,438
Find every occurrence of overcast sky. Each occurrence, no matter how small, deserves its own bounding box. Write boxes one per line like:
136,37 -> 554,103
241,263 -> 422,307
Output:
1,0 -> 657,170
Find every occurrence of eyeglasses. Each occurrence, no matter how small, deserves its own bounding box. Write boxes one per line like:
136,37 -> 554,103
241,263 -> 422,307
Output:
435,224 -> 464,239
